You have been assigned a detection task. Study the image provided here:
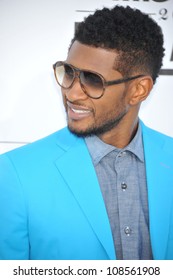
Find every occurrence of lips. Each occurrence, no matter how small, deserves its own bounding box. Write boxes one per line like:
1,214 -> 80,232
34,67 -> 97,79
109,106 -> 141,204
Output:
66,101 -> 92,120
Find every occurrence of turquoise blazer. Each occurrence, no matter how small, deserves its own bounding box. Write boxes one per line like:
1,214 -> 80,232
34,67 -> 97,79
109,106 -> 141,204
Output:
0,121 -> 173,260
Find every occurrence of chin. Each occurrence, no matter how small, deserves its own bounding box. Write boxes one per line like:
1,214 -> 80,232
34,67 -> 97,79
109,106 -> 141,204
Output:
67,124 -> 94,138
66,118 -> 94,137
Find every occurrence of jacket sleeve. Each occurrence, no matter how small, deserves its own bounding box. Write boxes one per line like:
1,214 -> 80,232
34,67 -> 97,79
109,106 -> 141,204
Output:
0,153 -> 29,259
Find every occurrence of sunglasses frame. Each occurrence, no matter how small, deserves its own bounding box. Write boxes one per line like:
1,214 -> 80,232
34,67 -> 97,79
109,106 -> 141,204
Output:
53,61 -> 145,99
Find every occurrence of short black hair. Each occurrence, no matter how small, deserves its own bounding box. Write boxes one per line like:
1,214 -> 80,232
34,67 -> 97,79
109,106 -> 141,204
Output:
71,5 -> 165,83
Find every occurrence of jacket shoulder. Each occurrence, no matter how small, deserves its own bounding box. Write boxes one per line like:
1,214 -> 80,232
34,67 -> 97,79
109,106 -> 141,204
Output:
0,126 -> 76,164
141,121 -> 173,153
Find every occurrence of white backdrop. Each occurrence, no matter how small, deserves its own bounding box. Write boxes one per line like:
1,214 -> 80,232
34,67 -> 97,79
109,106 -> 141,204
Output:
0,0 -> 173,154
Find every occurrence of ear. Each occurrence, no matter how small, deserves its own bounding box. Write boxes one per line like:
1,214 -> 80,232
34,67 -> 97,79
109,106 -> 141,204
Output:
128,76 -> 153,106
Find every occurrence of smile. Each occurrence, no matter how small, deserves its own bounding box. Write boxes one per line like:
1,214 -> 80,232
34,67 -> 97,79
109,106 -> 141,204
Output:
71,108 -> 90,114
67,102 -> 92,120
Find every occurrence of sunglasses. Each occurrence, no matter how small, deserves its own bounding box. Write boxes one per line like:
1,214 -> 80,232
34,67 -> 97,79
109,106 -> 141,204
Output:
53,61 -> 145,99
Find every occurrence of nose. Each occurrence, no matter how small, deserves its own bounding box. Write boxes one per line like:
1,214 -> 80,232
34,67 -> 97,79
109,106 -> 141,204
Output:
63,75 -> 88,102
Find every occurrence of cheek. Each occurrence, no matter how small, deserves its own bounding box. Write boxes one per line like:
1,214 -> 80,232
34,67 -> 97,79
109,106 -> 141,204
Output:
93,96 -> 116,114
61,90 -> 67,106
94,93 -> 127,119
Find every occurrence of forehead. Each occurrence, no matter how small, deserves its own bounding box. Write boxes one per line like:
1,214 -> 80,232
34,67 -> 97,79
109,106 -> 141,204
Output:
66,41 -> 121,78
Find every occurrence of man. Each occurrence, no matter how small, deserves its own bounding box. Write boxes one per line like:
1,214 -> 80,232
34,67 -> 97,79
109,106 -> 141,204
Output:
0,5 -> 173,260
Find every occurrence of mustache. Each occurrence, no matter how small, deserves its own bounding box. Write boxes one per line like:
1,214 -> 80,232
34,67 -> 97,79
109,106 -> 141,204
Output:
64,97 -> 94,112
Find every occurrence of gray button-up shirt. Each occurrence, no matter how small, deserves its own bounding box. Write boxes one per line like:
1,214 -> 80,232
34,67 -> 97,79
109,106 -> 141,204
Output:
85,124 -> 153,260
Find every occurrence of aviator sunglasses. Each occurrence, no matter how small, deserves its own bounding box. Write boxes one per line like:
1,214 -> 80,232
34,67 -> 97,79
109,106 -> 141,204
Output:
53,61 -> 145,99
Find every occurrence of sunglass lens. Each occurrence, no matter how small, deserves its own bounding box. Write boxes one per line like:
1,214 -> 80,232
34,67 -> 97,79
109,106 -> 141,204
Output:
80,71 -> 103,98
55,63 -> 74,88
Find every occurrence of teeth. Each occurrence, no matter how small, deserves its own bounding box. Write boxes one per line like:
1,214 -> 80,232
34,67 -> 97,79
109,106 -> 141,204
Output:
71,108 -> 89,114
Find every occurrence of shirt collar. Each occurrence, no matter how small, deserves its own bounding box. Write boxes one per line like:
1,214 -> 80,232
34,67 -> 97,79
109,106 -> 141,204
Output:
85,123 -> 144,166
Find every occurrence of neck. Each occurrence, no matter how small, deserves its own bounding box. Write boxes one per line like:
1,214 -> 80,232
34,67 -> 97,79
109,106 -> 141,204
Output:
98,117 -> 139,148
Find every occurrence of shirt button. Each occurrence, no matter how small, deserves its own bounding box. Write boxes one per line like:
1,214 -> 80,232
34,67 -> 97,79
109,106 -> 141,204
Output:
121,182 -> 127,190
118,151 -> 126,157
124,226 -> 132,236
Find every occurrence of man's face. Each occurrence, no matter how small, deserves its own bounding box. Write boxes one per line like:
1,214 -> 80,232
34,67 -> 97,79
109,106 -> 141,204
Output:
62,41 -> 131,138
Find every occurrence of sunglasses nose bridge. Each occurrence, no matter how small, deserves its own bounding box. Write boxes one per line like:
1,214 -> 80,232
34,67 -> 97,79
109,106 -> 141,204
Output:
71,68 -> 83,89
73,68 -> 81,81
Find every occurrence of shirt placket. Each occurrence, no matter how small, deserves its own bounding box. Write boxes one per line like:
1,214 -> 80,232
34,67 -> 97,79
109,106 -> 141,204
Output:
114,151 -> 140,260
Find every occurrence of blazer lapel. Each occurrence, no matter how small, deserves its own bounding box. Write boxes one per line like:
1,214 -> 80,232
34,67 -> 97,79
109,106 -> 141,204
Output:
142,122 -> 173,259
54,129 -> 115,260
